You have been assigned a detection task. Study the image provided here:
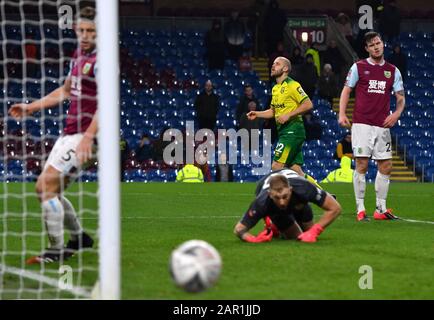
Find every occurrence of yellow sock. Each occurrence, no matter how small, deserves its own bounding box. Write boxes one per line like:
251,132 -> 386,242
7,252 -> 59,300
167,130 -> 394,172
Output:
304,173 -> 323,190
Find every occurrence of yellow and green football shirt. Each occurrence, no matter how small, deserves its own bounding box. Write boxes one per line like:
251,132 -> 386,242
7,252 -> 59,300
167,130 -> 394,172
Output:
270,77 -> 310,135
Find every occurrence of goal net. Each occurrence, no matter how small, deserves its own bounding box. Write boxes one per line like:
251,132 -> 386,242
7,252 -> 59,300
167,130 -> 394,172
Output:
0,0 -> 119,299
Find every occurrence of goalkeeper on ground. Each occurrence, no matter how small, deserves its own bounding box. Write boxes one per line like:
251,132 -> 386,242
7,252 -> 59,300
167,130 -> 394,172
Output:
234,169 -> 341,243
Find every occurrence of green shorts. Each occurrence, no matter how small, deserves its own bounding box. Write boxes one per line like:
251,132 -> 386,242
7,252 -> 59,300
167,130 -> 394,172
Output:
273,133 -> 305,166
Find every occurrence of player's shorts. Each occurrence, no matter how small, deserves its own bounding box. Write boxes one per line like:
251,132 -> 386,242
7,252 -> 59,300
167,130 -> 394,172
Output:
44,133 -> 84,174
273,133 -> 304,166
270,205 -> 314,231
352,123 -> 392,160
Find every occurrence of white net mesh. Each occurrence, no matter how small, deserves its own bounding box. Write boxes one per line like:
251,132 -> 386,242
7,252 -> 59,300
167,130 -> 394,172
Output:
1,0 -> 99,299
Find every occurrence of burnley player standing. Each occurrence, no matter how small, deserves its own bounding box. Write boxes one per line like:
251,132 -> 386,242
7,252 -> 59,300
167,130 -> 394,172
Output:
9,7 -> 98,263
338,31 -> 405,222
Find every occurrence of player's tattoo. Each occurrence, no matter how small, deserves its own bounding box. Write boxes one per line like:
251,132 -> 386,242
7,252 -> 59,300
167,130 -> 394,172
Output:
238,229 -> 248,238
235,223 -> 249,239
396,90 -> 405,111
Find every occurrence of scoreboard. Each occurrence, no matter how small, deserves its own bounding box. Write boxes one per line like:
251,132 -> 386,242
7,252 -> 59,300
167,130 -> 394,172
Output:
287,16 -> 328,45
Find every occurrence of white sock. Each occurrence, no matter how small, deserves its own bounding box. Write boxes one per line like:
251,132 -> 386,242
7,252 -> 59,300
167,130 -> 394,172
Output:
42,197 -> 65,249
353,170 -> 366,213
60,196 -> 83,241
375,172 -> 390,213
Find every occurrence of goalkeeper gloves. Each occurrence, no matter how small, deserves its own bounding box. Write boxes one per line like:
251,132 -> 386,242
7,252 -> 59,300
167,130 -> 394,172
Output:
297,224 -> 324,243
244,229 -> 273,243
264,216 -> 280,238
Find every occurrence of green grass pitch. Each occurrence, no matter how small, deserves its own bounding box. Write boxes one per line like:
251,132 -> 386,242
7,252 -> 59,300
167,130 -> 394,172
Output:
1,182 -> 434,299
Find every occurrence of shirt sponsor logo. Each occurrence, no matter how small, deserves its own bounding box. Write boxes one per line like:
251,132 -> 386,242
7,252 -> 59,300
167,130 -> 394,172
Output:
367,80 -> 386,94
272,103 -> 285,109
296,86 -> 307,97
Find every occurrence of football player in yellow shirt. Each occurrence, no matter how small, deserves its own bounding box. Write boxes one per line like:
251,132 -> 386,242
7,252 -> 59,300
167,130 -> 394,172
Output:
247,57 -> 320,187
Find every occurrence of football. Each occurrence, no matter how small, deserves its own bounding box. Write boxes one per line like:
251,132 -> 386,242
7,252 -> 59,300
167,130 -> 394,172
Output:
169,240 -> 222,293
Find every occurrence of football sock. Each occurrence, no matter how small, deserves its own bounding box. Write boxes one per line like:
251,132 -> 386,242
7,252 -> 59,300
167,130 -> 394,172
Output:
375,172 -> 390,213
353,170 -> 366,213
304,173 -> 323,190
42,197 -> 65,249
61,196 -> 83,241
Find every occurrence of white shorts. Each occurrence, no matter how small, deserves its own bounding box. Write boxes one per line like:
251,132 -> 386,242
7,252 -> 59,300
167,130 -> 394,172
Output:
44,133 -> 84,174
352,123 -> 392,160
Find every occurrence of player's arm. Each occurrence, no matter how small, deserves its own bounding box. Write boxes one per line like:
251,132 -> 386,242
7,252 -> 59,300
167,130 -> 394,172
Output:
383,90 -> 405,128
338,85 -> 352,128
315,194 -> 342,229
394,90 -> 406,114
234,202 -> 272,243
247,108 -> 274,120
297,194 -> 341,243
234,222 -> 255,241
9,78 -> 71,119
233,222 -> 272,243
384,67 -> 405,128
339,63 -> 358,128
294,180 -> 341,242
76,113 -> 98,164
277,98 -> 313,124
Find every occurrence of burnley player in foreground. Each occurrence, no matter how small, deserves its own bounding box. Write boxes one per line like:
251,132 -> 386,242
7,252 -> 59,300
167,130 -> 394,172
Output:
339,31 -> 405,222
9,7 -> 98,263
233,169 -> 341,243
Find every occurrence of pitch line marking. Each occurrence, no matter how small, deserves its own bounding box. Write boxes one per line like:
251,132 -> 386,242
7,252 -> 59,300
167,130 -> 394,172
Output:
399,218 -> 434,225
124,192 -> 434,197
3,214 -> 434,224
0,264 -> 91,298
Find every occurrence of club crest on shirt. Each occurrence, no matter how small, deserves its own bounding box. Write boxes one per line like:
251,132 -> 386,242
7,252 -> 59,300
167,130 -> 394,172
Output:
384,71 -> 391,78
296,86 -> 306,97
280,87 -> 285,94
82,62 -> 92,75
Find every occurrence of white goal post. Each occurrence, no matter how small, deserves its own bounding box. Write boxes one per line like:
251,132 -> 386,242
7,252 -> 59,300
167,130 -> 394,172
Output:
96,0 -> 120,300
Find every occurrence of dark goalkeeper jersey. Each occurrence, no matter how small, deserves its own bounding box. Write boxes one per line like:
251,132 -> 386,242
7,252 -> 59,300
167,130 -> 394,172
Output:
240,169 -> 327,229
